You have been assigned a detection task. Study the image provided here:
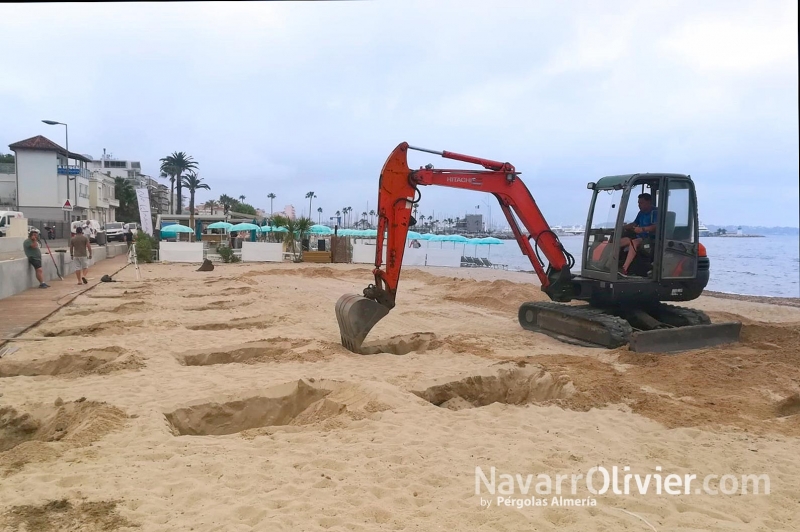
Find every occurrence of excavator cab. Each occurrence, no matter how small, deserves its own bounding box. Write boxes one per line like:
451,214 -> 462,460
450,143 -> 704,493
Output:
578,173 -> 709,306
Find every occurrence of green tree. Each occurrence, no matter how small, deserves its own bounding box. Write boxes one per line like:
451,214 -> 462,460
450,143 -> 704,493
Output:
267,193 -> 276,214
181,171 -> 211,233
0,153 -> 14,163
274,215 -> 313,261
114,177 -> 139,222
317,206 -> 323,224
159,152 -> 198,215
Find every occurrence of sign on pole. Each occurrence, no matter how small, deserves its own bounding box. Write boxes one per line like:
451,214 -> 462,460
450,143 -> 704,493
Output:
135,188 -> 154,236
62,199 -> 73,211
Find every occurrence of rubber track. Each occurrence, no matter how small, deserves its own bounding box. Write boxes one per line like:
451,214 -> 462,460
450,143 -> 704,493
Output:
518,301 -> 633,349
653,303 -> 712,327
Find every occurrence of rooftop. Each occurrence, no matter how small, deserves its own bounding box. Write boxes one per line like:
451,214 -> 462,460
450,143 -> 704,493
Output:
8,135 -> 91,163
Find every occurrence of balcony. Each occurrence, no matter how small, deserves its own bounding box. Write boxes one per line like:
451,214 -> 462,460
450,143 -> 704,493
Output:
57,165 -> 91,180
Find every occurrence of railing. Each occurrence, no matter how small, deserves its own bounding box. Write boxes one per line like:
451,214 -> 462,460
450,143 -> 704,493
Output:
57,166 -> 91,179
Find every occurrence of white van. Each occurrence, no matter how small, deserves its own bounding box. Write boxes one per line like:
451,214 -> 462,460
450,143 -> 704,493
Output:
0,211 -> 24,237
103,221 -> 125,241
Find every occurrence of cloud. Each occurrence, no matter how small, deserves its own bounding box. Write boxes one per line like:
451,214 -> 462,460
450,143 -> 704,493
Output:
1,0 -> 796,227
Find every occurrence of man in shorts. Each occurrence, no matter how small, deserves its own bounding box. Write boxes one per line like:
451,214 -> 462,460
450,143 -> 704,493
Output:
23,229 -> 49,288
69,226 -> 93,285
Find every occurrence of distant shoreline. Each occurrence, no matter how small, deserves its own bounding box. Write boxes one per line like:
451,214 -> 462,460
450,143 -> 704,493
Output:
700,290 -> 800,307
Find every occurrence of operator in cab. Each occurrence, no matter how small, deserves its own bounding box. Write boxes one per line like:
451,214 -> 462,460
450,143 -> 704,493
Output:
619,193 -> 657,275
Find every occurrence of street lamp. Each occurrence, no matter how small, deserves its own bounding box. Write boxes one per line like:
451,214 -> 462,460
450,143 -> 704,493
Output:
42,120 -> 73,218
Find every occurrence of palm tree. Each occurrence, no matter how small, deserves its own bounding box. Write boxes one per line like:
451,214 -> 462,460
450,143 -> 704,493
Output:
159,152 -> 197,215
274,215 -> 313,261
239,195 -> 246,203
369,209 -> 375,228
181,171 -> 211,235
159,170 -> 176,214
317,206 -> 323,224
305,192 -> 316,218
267,193 -> 276,214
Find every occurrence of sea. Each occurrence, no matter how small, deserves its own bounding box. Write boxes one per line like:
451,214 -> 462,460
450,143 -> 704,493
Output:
453,235 -> 800,299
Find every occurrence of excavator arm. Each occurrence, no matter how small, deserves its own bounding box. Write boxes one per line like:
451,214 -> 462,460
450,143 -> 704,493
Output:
335,142 -> 576,353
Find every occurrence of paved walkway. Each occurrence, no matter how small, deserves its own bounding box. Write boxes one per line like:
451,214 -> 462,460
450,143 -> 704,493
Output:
0,254 -> 130,346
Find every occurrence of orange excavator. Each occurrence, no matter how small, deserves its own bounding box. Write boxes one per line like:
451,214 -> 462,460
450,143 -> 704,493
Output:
335,142 -> 742,354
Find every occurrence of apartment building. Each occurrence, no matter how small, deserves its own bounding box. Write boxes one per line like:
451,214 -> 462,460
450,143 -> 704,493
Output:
89,154 -> 174,215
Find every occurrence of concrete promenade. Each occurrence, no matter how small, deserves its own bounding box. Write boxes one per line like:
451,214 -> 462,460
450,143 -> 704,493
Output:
0,254 -> 129,347
0,241 -> 129,300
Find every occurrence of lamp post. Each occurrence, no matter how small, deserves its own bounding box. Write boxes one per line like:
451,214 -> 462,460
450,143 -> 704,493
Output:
42,120 -> 72,221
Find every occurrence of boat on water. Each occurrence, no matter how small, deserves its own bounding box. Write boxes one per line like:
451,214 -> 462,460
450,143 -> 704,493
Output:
699,222 -> 711,237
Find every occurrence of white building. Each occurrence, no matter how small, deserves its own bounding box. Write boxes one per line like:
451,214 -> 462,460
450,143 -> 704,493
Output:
87,171 -> 118,225
0,160 -> 15,208
8,135 -> 103,222
89,154 -> 174,215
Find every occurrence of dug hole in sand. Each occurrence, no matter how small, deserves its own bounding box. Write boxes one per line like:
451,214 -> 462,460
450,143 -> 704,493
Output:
0,261 -> 799,531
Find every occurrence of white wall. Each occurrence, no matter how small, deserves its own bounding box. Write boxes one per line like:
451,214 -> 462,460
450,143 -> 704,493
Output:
241,242 -> 283,262
17,149 -> 60,208
351,243 -> 460,268
160,242 -> 204,263
0,173 -> 15,205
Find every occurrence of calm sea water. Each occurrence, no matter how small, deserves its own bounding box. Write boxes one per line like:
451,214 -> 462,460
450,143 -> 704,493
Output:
446,235 -> 800,298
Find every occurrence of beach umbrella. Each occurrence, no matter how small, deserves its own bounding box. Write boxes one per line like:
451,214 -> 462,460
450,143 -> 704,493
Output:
309,224 -> 334,235
208,221 -> 233,230
478,236 -> 504,258
230,223 -> 261,232
160,224 -> 194,237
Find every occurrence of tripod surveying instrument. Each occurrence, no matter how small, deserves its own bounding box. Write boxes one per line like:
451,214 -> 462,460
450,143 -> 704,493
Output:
128,241 -> 141,281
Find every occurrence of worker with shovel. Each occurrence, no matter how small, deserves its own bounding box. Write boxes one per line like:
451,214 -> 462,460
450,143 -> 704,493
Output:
23,229 -> 49,289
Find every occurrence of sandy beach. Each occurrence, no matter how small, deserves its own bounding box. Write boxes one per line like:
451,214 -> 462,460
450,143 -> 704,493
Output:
1,261 -> 799,531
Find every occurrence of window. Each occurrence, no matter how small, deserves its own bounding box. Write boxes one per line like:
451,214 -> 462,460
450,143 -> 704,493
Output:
131,162 -> 141,169
583,188 -> 623,273
661,180 -> 697,279
104,161 -> 127,169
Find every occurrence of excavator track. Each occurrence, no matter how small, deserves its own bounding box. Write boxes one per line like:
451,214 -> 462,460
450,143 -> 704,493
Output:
518,301 -> 740,353
648,303 -> 711,327
518,301 -> 633,349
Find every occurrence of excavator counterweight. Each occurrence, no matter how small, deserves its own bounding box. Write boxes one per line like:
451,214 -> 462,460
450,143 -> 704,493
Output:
334,142 -> 741,355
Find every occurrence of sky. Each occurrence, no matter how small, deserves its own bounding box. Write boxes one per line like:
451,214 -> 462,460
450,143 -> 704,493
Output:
1,0 -> 797,228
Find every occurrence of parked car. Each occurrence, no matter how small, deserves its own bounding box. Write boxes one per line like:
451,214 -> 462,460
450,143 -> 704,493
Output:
103,222 -> 126,241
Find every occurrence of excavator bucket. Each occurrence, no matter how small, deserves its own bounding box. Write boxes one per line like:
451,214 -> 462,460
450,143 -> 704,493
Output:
628,322 -> 742,354
335,294 -> 391,354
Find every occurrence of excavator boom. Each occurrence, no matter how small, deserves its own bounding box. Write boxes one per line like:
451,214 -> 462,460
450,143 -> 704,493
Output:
335,142 -> 576,353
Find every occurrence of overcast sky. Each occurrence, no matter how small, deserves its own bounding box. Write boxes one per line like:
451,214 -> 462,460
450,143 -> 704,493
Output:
2,0 -> 797,227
